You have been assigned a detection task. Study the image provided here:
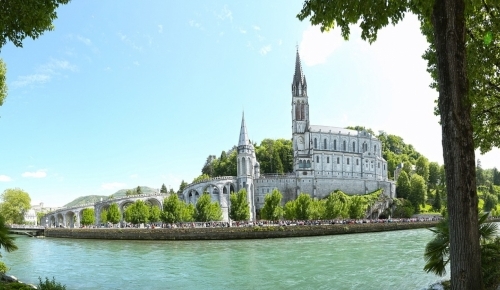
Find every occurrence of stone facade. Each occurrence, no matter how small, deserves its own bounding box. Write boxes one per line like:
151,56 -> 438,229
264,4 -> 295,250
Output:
181,50 -> 395,221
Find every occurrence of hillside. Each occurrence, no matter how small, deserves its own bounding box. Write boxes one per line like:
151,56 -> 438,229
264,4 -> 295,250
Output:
63,186 -> 159,208
63,195 -> 108,207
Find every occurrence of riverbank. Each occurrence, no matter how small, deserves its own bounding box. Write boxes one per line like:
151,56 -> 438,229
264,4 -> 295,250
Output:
45,220 -> 440,240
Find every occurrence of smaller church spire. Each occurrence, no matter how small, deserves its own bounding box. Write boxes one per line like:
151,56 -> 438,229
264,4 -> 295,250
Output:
238,112 -> 250,147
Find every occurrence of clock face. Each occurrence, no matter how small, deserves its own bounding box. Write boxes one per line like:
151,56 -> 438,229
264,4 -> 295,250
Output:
298,136 -> 304,144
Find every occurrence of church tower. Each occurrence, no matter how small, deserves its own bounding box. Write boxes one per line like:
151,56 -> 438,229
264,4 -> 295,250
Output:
292,49 -> 312,173
236,112 -> 258,221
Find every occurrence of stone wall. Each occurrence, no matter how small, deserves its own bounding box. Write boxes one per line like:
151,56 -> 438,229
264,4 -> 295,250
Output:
45,221 -> 437,240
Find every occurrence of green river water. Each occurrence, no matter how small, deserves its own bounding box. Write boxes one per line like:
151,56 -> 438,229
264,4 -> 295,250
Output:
2,227 -> 449,290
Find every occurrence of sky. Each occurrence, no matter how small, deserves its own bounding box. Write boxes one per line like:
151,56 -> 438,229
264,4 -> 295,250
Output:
1,1 -> 499,208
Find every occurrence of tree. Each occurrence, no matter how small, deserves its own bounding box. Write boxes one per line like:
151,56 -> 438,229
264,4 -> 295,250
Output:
433,188 -> 442,212
476,159 -> 487,187
283,200 -> 296,220
136,186 -> 143,195
409,174 -> 427,213
324,191 -> 349,219
0,188 -> 31,224
161,194 -> 183,223
195,193 -> 222,222
160,184 -> 167,194
107,203 -> 121,224
180,203 -> 195,222
177,180 -> 188,195
100,209 -> 108,225
396,171 -> 411,199
124,200 -> 150,225
483,194 -> 497,213
0,60 -> 6,107
348,195 -> 367,219
260,189 -> 284,221
229,189 -> 250,221
424,213 -> 500,289
429,162 -> 440,188
0,0 -> 71,107
125,189 -> 135,196
308,198 -> 325,220
415,156 -> 430,184
294,193 -> 312,220
0,214 -> 17,255
493,168 -> 500,186
297,1 -> 485,287
149,205 -> 161,223
81,208 -> 95,226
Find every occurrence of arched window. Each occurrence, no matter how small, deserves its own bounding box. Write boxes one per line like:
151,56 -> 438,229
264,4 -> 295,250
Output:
307,160 -> 311,168
352,142 -> 356,152
337,157 -> 340,164
314,138 -> 317,149
343,140 -> 346,151
356,159 -> 359,165
347,158 -> 350,165
327,157 -> 330,163
299,160 -> 303,168
295,103 -> 300,120
324,139 -> 327,150
316,156 -> 319,163
374,145 -> 377,154
334,140 -> 337,150
301,103 -> 305,121
241,157 -> 246,175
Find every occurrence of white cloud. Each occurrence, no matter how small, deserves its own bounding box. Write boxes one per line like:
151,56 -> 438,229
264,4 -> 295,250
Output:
101,182 -> 126,190
299,25 -> 344,66
217,6 -> 233,22
259,45 -> 272,55
253,25 -> 260,31
12,74 -> 51,87
158,25 -> 163,33
189,20 -> 203,30
117,32 -> 142,51
239,28 -> 247,34
12,58 -> 77,88
22,170 -> 47,178
76,35 -> 91,46
0,175 -> 11,182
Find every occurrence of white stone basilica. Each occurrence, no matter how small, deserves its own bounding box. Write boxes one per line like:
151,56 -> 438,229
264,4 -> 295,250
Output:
181,50 -> 395,221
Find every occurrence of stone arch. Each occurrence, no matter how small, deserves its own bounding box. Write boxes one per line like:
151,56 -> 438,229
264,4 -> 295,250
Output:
50,215 -> 56,227
65,211 -> 77,228
144,198 -> 161,208
56,213 -> 64,227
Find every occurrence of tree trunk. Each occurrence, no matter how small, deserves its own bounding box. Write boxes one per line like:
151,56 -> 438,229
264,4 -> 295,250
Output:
431,0 -> 483,289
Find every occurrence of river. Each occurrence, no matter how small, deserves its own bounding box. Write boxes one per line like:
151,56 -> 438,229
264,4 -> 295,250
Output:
2,227 -> 450,290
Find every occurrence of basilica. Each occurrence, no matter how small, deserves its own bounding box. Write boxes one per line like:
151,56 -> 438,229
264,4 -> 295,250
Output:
182,50 -> 395,221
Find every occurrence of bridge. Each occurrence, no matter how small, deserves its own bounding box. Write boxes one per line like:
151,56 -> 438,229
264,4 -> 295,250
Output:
41,192 -> 169,228
39,177 -> 240,228
8,225 -> 45,237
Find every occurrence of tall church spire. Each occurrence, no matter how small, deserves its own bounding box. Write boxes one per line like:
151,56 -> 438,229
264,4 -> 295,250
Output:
238,112 -> 250,147
292,48 -> 307,96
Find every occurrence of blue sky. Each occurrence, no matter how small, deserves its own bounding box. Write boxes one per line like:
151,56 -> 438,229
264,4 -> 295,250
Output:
1,1 -> 499,207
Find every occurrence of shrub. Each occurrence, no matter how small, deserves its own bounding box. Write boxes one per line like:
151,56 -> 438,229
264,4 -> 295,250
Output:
37,277 -> 66,290
0,262 -> 9,274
